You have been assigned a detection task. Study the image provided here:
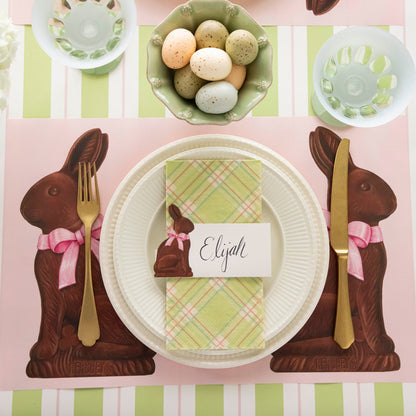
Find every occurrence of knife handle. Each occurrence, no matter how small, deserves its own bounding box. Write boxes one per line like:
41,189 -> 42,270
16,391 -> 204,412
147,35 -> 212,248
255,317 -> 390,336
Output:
334,254 -> 355,349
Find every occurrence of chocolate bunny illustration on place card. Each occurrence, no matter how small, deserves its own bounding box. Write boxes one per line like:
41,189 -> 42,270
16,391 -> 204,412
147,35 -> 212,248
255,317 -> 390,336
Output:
271,126 -> 400,372
154,204 -> 194,277
20,128 -> 156,378
307,0 -> 340,15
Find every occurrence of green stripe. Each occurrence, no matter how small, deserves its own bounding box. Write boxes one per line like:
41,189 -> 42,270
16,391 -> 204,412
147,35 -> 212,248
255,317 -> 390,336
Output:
81,72 -> 109,118
375,25 -> 390,32
23,26 -> 51,118
135,386 -> 164,416
252,26 -> 278,117
315,384 -> 343,416
74,388 -> 103,416
255,384 -> 283,416
195,385 -> 223,416
12,390 -> 42,416
139,26 -> 166,117
307,26 -> 334,116
374,383 -> 403,416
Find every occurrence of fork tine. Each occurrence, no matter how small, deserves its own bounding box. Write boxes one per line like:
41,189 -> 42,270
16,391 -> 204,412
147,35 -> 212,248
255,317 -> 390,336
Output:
93,162 -> 100,204
82,162 -> 87,201
88,162 -> 93,201
78,162 -> 83,203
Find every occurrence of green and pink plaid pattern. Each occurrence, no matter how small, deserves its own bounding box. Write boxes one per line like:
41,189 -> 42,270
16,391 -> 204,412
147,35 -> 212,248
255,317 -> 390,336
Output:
165,160 -> 265,350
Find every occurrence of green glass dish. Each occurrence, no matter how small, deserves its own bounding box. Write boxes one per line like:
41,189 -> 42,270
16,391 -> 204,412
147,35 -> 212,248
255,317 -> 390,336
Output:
147,0 -> 273,125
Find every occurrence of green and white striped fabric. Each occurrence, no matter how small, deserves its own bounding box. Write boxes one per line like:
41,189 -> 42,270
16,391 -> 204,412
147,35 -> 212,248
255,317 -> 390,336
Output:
0,383 -> 411,415
7,25 -> 404,120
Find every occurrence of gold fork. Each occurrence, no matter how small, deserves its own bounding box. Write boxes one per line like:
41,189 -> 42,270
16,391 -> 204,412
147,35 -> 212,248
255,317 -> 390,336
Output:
77,162 -> 100,347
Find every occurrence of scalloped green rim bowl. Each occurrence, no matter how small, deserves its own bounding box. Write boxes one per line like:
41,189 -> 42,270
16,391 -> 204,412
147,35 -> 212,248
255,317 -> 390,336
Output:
147,0 -> 273,125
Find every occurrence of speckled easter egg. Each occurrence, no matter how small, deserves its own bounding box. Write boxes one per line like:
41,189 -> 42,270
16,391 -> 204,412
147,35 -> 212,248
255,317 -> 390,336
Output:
162,28 -> 196,69
224,63 -> 246,90
225,29 -> 258,65
190,48 -> 232,81
194,20 -> 229,49
174,64 -> 207,99
195,81 -> 238,114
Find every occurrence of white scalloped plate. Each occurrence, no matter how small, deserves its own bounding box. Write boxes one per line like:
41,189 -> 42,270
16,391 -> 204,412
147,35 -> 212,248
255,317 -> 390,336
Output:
100,134 -> 329,368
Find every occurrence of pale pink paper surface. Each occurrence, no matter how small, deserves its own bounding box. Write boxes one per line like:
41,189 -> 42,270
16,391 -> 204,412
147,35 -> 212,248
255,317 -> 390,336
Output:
11,0 -> 405,26
0,115 -> 415,390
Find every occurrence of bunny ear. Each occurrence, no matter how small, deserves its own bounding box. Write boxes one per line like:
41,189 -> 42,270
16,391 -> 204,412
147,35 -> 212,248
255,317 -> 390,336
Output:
309,126 -> 355,178
168,204 -> 182,220
60,128 -> 109,178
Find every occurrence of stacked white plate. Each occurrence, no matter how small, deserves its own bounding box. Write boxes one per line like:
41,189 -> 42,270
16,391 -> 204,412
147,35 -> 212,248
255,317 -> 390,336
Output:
100,134 -> 329,368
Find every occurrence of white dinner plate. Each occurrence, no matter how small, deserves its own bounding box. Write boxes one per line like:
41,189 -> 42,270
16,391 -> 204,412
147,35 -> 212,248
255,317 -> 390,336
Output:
100,134 -> 329,368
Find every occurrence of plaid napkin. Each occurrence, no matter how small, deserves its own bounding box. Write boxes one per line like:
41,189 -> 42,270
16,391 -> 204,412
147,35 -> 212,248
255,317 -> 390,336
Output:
165,160 -> 265,350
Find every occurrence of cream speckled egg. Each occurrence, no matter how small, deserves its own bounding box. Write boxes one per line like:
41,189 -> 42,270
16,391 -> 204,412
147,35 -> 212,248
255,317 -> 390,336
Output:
224,63 -> 246,90
162,28 -> 196,69
194,20 -> 229,49
225,29 -> 258,65
195,81 -> 238,114
174,64 -> 207,99
190,48 -> 232,81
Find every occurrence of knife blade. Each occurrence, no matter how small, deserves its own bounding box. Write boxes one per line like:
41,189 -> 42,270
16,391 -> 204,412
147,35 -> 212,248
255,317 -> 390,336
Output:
330,138 -> 354,349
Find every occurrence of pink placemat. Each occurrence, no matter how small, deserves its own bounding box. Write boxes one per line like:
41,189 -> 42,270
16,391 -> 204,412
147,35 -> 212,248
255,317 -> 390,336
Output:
10,0 -> 405,26
1,115 -> 415,390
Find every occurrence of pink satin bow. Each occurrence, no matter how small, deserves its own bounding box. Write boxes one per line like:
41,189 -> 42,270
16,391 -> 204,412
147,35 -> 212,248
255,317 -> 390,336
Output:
323,210 -> 383,280
165,229 -> 189,251
37,214 -> 103,289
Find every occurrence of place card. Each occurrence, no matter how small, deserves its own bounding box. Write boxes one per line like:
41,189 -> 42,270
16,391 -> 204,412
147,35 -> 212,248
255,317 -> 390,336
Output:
188,223 -> 271,277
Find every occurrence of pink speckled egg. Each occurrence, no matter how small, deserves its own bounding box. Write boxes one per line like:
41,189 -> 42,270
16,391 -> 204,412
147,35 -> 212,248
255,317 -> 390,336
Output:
162,28 -> 196,69
224,63 -> 246,90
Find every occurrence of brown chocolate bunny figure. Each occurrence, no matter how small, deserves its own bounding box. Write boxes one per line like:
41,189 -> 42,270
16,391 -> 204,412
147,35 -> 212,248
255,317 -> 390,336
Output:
21,128 -> 156,378
271,126 -> 400,372
154,204 -> 194,277
307,0 -> 340,15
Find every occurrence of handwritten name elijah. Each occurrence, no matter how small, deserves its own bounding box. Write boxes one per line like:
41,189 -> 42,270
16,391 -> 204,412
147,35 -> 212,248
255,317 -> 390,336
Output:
199,234 -> 248,273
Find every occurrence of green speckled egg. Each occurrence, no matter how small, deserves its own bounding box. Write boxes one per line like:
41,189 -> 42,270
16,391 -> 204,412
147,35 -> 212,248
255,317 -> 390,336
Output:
174,64 -> 208,99
225,29 -> 258,66
194,20 -> 229,50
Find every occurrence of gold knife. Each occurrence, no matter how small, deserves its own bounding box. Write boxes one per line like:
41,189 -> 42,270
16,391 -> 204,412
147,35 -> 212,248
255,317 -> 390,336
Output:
331,138 -> 354,349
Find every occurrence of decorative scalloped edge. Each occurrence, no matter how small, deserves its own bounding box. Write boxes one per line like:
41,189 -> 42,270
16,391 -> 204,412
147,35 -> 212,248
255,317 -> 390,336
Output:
321,46 -> 396,119
50,0 -> 124,59
146,0 -> 274,125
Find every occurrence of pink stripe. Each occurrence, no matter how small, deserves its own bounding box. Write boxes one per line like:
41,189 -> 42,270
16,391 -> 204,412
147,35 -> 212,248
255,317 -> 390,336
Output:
238,384 -> 242,416
357,383 -> 362,416
10,0 -> 408,25
242,161 -> 261,180
122,54 -> 126,119
64,66 -> 68,119
291,27 -> 296,117
117,387 -> 121,416
56,389 -> 60,416
178,386 -> 181,416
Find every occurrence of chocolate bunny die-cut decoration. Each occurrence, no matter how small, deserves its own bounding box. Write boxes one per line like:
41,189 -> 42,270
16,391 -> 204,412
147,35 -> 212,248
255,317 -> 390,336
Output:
270,126 -> 400,372
306,0 -> 340,15
20,128 -> 156,378
154,204 -> 194,277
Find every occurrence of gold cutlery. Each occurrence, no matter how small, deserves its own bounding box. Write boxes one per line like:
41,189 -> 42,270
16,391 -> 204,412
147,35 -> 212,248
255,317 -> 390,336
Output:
77,162 -> 100,347
331,138 -> 354,349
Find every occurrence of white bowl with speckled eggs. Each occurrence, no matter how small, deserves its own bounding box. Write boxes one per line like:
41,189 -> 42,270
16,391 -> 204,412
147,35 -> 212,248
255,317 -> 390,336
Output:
146,0 -> 273,125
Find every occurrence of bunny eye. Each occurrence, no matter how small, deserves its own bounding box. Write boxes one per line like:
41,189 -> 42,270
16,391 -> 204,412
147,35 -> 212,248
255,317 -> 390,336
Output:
360,182 -> 371,191
48,186 -> 59,197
